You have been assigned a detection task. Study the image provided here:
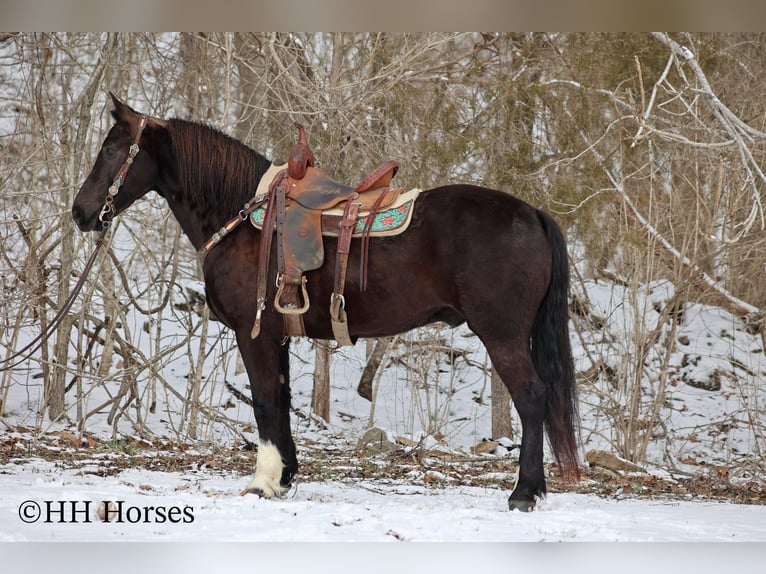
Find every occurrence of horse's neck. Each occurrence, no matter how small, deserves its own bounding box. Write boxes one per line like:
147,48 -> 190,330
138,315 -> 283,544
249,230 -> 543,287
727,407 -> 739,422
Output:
160,133 -> 269,252
162,193 -> 216,251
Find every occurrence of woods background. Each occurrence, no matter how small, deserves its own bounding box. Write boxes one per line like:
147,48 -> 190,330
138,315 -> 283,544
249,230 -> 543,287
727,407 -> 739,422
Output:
1,33 -> 765,470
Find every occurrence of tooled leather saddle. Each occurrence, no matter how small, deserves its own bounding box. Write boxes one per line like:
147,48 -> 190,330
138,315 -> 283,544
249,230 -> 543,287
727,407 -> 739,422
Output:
251,124 -> 409,345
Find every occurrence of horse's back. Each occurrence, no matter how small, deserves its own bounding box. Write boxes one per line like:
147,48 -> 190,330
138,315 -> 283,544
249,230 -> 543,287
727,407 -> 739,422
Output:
413,184 -> 551,268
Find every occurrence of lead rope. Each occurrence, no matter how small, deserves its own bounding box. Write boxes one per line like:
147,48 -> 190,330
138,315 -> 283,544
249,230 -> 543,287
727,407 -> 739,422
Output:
0,116 -> 147,371
0,230 -> 107,371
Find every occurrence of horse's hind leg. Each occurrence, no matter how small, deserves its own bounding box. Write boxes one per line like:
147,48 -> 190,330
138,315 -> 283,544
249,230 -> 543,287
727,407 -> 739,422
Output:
484,340 -> 547,512
236,333 -> 298,498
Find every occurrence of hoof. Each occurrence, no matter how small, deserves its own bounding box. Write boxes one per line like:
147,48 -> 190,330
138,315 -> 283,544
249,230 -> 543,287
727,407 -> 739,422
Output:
508,498 -> 537,512
239,482 -> 291,498
239,486 -> 268,497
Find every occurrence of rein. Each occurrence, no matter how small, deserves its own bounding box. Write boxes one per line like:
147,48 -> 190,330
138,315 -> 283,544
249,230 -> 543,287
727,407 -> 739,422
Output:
0,230 -> 108,371
0,116 -> 147,372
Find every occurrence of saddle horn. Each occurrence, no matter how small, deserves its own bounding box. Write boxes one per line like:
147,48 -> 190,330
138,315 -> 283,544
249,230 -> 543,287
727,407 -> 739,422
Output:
287,123 -> 315,180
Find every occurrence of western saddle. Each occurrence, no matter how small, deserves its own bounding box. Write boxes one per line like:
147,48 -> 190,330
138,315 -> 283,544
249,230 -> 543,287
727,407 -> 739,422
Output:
251,124 -> 405,345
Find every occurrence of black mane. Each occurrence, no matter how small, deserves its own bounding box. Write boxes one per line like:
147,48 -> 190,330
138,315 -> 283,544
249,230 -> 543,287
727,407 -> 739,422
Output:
167,118 -> 272,218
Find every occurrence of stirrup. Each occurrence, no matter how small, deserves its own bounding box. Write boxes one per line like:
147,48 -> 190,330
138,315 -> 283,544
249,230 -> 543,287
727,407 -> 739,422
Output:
274,274 -> 310,315
330,293 -> 353,346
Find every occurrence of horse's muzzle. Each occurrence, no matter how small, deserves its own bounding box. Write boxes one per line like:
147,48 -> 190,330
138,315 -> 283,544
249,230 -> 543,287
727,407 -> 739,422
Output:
71,204 -> 98,232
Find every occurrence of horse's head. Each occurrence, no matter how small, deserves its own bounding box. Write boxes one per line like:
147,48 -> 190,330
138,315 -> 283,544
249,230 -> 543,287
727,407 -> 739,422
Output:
72,93 -> 166,232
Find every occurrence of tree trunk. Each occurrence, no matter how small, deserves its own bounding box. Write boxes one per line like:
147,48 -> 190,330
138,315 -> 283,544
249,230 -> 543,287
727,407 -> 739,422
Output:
357,336 -> 392,401
312,340 -> 331,421
491,366 -> 513,440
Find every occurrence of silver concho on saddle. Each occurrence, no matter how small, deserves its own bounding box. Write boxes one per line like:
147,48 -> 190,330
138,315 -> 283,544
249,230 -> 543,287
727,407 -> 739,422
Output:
250,125 -> 421,345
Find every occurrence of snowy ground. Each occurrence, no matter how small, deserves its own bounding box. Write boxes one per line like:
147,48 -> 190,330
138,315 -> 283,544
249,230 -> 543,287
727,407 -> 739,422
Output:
1,456 -> 765,542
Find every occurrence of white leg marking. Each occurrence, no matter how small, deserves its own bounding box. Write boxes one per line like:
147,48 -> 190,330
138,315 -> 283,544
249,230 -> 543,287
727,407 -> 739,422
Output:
240,440 -> 286,498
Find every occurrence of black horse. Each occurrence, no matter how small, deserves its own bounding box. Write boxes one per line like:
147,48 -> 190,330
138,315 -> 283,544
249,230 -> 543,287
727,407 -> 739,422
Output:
72,94 -> 579,511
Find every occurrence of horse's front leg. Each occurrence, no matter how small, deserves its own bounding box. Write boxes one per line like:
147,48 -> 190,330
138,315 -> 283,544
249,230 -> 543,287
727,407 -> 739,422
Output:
236,333 -> 297,498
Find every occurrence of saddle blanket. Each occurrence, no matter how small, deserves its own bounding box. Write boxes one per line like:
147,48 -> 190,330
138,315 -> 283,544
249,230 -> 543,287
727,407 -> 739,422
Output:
250,163 -> 421,238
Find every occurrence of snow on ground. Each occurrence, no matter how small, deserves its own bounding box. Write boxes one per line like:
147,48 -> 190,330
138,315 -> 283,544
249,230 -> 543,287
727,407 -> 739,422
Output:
1,456 -> 765,542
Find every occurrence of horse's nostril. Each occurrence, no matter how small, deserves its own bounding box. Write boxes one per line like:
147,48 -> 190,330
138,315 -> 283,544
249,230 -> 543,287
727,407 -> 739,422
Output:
72,205 -> 84,225
72,204 -> 92,230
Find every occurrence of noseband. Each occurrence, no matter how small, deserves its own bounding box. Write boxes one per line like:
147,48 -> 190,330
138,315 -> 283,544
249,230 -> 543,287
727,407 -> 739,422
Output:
98,114 -> 148,230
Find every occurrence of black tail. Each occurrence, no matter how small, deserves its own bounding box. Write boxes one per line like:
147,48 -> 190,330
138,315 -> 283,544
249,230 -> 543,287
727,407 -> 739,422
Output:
531,210 -> 580,481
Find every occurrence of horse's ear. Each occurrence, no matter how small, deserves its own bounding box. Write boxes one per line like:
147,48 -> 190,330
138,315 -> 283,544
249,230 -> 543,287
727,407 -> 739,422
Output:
108,91 -> 147,124
107,91 -> 166,134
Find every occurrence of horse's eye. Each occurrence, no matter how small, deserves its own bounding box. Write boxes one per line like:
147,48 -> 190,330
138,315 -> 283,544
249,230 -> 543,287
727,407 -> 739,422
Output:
103,145 -> 116,158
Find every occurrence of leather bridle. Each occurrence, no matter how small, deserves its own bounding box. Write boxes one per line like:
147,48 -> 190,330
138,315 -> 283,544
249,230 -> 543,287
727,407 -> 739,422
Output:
98,114 -> 148,230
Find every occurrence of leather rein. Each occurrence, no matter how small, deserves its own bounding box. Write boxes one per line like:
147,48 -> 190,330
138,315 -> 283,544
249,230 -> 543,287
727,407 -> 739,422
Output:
0,116 -> 147,372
